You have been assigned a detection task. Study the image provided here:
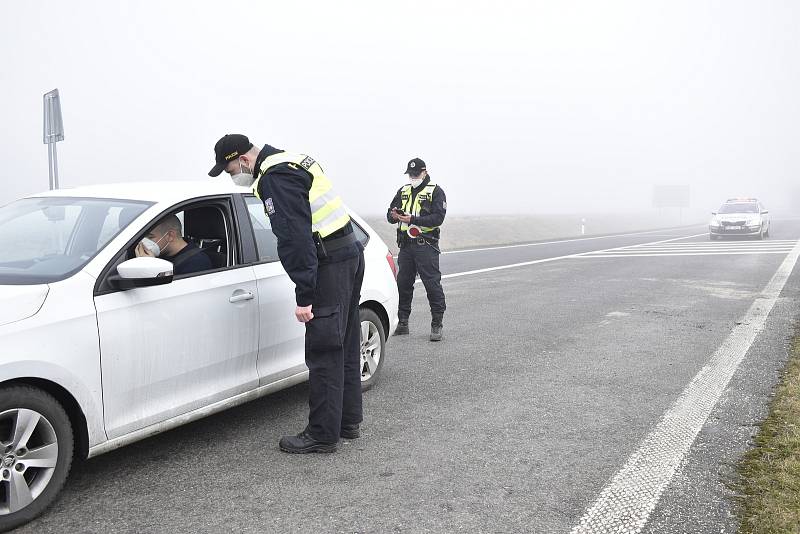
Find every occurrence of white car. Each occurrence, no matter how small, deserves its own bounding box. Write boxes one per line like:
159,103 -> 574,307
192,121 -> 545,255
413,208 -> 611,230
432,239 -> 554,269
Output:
0,181 -> 398,530
709,197 -> 771,240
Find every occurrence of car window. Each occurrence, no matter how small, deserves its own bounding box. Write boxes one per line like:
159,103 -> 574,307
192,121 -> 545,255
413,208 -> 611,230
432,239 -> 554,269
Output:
352,220 -> 370,247
245,196 -> 279,262
0,197 -> 150,285
719,202 -> 758,214
128,204 -> 231,277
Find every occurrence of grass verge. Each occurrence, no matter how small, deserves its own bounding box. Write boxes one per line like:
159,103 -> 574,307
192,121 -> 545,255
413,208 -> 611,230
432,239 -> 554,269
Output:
737,333 -> 800,533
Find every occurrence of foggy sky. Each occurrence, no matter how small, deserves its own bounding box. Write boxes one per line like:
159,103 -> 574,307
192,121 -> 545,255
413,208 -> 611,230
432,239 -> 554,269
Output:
2,1 -> 799,216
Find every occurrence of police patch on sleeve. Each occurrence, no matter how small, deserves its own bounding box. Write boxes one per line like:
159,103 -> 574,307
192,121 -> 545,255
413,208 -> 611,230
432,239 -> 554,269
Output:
300,156 -> 315,170
265,197 -> 276,216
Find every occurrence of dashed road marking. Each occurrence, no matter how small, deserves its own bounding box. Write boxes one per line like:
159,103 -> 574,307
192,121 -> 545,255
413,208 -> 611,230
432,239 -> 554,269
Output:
570,239 -> 800,534
441,226 -> 707,255
577,239 -> 794,258
426,233 -> 706,283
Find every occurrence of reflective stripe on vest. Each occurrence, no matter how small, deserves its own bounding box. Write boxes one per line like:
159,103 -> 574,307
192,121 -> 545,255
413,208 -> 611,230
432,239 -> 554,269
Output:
399,183 -> 439,234
253,152 -> 351,238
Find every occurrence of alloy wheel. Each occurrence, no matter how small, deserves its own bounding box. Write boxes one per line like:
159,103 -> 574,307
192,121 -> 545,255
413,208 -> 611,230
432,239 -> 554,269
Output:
360,320 -> 382,381
0,409 -> 58,515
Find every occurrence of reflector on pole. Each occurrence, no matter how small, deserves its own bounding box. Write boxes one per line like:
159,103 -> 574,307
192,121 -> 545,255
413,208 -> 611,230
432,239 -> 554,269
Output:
43,89 -> 64,190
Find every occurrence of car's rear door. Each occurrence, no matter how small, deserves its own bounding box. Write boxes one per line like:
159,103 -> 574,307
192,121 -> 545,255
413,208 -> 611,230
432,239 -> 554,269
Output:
94,196 -> 260,440
241,195 -> 306,383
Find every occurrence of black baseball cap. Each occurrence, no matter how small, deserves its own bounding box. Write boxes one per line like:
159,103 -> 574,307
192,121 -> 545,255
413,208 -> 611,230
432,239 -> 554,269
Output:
404,157 -> 426,175
209,134 -> 254,177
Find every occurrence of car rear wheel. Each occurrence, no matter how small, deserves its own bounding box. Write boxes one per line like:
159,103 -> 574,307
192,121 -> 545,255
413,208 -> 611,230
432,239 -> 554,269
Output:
0,386 -> 73,532
359,308 -> 386,391
709,234 -> 718,241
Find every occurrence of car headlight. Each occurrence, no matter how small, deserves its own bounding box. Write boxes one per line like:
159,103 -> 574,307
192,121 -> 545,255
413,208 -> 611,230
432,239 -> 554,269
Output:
709,217 -> 720,228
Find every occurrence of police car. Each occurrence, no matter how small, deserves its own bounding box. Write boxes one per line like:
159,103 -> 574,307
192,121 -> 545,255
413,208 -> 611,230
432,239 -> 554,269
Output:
0,181 -> 399,530
709,197 -> 771,240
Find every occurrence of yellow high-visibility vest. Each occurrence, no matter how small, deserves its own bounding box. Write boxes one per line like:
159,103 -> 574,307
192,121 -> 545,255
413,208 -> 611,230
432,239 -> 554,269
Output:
253,152 -> 350,238
399,183 -> 439,234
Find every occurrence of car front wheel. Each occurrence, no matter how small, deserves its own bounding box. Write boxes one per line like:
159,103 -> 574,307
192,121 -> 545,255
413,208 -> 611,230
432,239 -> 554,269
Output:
0,386 -> 73,532
359,308 -> 386,391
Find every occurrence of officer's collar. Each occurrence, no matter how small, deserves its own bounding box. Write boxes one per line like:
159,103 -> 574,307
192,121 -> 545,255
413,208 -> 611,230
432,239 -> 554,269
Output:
253,144 -> 283,178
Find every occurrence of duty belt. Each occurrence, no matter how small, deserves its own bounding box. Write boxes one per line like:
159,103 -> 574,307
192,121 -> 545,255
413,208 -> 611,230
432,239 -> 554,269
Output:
400,234 -> 438,246
321,231 -> 358,252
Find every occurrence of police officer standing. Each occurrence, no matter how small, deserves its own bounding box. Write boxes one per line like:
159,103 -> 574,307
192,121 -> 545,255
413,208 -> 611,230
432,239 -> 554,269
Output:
209,134 -> 364,454
387,158 -> 447,341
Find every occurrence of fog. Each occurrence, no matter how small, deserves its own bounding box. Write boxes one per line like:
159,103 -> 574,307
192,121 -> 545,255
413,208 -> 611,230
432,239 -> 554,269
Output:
2,1 -> 799,217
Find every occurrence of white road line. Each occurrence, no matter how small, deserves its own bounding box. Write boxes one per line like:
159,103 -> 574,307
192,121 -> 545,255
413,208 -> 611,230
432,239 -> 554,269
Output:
631,242 -> 796,247
441,226 -> 707,255
577,251 -> 791,258
571,239 -> 800,534
611,245 -> 794,251
638,240 -> 797,246
608,247 -> 793,254
422,233 -> 706,283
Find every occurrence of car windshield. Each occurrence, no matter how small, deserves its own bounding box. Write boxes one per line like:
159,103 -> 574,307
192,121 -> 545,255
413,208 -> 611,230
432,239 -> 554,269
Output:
0,197 -> 151,285
718,202 -> 758,214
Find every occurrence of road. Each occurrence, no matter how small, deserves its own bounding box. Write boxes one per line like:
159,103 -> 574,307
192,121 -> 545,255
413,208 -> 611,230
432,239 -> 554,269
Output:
19,221 -> 800,533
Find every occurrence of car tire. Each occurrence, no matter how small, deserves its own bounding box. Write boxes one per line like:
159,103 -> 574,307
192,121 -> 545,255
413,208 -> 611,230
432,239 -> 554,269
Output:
0,386 -> 73,532
709,234 -> 717,241
359,308 -> 386,392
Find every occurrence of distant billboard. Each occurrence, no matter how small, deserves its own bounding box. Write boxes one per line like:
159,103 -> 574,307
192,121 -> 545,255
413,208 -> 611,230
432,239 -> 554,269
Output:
653,185 -> 690,208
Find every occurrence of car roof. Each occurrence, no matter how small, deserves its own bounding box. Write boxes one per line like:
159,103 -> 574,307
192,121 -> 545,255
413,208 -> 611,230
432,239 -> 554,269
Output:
724,197 -> 759,203
29,179 -> 250,204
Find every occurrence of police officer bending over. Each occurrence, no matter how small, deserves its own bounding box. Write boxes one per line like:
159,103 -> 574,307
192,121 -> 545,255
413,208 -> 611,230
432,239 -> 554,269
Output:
210,134 -> 364,454
387,157 -> 447,341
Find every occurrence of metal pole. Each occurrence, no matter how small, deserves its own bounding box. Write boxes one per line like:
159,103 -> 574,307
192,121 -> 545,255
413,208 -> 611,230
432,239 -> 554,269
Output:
51,142 -> 59,190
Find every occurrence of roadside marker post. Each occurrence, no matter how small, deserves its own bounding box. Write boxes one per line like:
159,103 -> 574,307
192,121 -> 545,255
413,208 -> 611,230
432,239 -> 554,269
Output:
43,88 -> 65,190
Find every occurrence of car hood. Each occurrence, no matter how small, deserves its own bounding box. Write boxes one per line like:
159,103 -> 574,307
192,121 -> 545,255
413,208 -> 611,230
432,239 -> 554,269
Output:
0,284 -> 49,327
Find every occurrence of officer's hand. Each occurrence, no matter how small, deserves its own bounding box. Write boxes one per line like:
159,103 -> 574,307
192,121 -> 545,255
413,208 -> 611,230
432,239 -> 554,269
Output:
397,214 -> 412,224
295,305 -> 314,323
390,208 -> 401,222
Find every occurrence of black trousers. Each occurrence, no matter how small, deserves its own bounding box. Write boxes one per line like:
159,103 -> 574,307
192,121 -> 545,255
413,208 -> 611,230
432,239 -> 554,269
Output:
396,241 -> 446,321
305,252 -> 365,443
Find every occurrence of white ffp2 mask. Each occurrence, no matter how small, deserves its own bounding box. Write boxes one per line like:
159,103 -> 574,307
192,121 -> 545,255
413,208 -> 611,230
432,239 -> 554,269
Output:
231,173 -> 255,187
140,234 -> 168,257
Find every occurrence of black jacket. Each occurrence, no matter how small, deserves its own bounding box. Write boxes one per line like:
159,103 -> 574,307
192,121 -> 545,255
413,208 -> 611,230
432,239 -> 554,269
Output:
386,176 -> 447,240
254,145 -> 359,307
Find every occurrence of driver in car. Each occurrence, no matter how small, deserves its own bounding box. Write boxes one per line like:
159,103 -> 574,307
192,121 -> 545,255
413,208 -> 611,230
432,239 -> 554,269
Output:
135,214 -> 212,275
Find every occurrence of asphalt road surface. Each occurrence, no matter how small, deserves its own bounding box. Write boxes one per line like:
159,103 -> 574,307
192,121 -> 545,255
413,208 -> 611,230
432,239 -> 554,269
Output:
19,221 -> 800,534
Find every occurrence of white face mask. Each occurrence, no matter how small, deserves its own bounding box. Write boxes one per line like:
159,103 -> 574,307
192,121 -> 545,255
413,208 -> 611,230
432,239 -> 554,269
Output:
410,177 -> 424,188
231,173 -> 255,187
141,234 -> 168,257
231,159 -> 254,187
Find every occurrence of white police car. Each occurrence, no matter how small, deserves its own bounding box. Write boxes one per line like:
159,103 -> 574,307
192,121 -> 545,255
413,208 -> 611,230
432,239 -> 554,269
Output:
0,181 -> 398,530
709,198 -> 771,240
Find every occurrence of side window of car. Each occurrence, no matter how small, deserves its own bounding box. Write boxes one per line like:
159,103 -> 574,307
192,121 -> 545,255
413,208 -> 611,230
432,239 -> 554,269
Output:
126,204 -> 231,276
352,220 -> 370,247
245,196 -> 279,262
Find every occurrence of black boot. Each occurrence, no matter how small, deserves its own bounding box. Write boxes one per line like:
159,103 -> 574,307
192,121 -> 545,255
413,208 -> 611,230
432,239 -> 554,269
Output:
279,430 -> 338,454
340,423 -> 360,439
394,319 -> 409,336
430,314 -> 443,342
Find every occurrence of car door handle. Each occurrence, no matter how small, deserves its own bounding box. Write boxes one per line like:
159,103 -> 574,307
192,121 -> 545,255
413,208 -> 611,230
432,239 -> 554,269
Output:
229,291 -> 254,303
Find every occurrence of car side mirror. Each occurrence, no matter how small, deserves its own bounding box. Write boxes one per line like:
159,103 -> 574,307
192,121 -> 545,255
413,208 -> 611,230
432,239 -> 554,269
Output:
109,257 -> 174,290
761,210 -> 769,214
